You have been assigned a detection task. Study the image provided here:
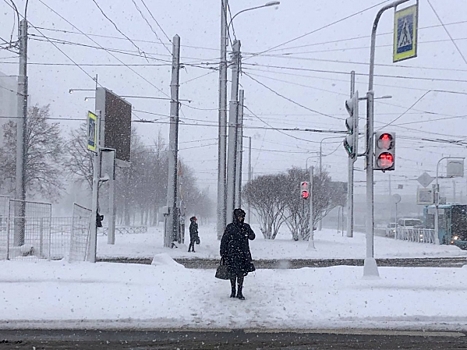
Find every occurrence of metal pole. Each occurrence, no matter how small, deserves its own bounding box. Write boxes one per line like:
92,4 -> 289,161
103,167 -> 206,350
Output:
226,40 -> 241,223
235,90 -> 244,208
308,166 -> 315,250
165,35 -> 181,247
107,150 -> 116,245
217,0 -> 228,239
14,19 -> 28,246
248,136 -> 252,220
347,70 -> 356,238
365,0 -> 408,277
87,111 -> 101,263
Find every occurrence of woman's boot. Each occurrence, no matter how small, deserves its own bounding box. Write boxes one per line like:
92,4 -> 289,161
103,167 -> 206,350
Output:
230,277 -> 236,298
236,276 -> 245,300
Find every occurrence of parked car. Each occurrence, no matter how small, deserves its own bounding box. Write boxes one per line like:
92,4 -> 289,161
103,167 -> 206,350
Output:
386,222 -> 397,237
397,218 -> 423,228
397,218 -> 424,240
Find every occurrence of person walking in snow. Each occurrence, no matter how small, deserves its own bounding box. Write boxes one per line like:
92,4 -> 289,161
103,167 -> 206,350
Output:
188,216 -> 199,252
220,208 -> 256,300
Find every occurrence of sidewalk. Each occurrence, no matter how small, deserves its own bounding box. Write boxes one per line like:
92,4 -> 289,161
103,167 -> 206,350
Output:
1,226 -> 466,331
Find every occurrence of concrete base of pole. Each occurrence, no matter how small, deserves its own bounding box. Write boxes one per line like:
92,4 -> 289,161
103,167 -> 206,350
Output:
363,258 -> 379,278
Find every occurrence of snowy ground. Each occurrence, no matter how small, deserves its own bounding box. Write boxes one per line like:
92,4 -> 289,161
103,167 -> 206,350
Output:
1,224 -> 467,331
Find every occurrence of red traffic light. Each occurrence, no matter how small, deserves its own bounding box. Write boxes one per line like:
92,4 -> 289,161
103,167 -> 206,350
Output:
377,133 -> 394,150
301,190 -> 310,200
377,152 -> 394,169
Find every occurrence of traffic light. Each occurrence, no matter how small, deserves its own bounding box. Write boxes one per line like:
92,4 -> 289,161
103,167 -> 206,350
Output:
343,91 -> 359,159
300,181 -> 310,200
96,212 -> 104,228
374,131 -> 396,171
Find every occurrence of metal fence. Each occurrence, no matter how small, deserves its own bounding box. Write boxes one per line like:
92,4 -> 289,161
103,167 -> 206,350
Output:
69,203 -> 92,262
6,199 -> 52,260
0,198 -> 148,261
396,227 -> 436,244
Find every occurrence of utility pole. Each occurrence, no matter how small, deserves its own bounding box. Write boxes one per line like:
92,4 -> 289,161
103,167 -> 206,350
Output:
87,110 -> 101,263
235,90 -> 244,208
347,71 -> 356,238
217,0 -> 228,239
247,136 -> 252,220
226,40 -> 241,224
165,35 -> 181,248
14,19 -> 28,246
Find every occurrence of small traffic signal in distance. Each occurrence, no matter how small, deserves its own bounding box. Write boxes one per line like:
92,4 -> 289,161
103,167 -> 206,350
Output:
374,131 -> 396,171
343,91 -> 359,159
300,181 -> 310,200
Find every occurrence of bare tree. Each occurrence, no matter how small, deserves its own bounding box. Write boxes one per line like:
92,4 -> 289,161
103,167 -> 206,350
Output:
63,122 -> 93,190
243,174 -> 289,239
0,104 -> 65,201
243,167 -> 347,241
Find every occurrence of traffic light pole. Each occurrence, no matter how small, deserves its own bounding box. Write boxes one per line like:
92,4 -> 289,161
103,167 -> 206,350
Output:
347,71 -> 356,239
365,0 -> 409,277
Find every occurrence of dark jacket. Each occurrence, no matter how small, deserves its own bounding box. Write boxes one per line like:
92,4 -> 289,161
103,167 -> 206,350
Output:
189,221 -> 199,241
220,216 -> 255,275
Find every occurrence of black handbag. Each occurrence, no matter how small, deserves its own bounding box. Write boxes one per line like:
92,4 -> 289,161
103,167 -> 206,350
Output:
215,258 -> 230,280
248,261 -> 256,272
195,237 -> 200,245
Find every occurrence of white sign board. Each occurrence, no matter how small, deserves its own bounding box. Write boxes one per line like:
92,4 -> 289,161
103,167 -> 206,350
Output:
417,188 -> 434,205
446,160 -> 464,178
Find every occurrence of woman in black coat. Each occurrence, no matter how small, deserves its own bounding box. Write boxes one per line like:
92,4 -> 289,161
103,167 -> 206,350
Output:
220,208 -> 255,300
188,216 -> 199,252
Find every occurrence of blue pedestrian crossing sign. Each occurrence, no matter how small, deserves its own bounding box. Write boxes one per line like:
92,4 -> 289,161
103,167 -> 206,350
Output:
393,4 -> 418,62
87,111 -> 98,153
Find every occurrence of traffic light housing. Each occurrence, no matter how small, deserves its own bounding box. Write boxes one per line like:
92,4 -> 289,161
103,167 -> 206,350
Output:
300,181 -> 310,200
96,212 -> 104,228
374,131 -> 396,171
343,91 -> 359,159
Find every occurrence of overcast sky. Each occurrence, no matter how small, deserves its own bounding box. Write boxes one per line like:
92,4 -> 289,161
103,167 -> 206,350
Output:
1,0 -> 466,202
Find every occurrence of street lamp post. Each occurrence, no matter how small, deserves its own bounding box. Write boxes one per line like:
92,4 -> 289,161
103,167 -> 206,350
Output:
364,0 -> 409,278
218,1 -> 279,236
434,156 -> 465,245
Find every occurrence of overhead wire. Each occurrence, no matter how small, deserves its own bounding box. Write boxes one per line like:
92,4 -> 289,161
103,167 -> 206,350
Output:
139,0 -> 172,43
243,71 -> 343,121
37,0 -> 170,98
90,0 -> 148,58
261,19 -> 467,54
242,62 -> 467,84
130,0 -> 172,55
242,0 -> 388,61
33,26 -> 219,52
427,0 -> 467,66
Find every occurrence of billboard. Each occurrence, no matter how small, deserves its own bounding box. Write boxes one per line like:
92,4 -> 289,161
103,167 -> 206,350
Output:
95,87 -> 132,163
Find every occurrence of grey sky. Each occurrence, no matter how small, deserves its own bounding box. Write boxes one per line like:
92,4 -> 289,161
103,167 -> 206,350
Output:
1,0 -> 466,201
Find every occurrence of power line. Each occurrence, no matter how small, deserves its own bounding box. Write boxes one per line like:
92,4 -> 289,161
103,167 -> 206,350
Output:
33,26 -> 219,52
243,62 -> 467,84
262,19 -> 467,54
139,0 -> 172,43
37,0 -> 170,98
243,0 -> 388,61
130,0 -> 172,55
427,0 -> 467,67
90,0 -> 148,58
243,72 -> 343,121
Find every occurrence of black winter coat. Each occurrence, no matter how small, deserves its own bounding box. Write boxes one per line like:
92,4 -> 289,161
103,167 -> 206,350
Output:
220,217 -> 255,276
189,221 -> 199,241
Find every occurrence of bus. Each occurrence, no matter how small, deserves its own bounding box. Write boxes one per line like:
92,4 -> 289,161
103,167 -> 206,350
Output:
423,204 -> 467,249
